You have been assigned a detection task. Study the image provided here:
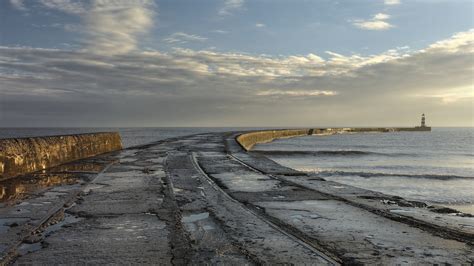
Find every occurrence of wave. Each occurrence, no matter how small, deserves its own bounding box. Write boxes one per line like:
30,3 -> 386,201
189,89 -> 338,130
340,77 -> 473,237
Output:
314,170 -> 474,180
253,150 -> 412,157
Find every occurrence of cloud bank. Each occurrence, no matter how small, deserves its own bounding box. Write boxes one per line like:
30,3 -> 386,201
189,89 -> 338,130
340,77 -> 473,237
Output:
1,29 -> 473,126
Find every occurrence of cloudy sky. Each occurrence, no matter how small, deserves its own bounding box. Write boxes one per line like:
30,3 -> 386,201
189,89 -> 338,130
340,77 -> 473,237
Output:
0,0 -> 473,127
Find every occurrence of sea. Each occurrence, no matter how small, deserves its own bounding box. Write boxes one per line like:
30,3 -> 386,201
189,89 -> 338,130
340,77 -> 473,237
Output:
253,128 -> 474,214
1,127 -> 473,214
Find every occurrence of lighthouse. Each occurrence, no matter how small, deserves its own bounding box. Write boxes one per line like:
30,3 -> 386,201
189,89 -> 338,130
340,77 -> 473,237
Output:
421,113 -> 426,127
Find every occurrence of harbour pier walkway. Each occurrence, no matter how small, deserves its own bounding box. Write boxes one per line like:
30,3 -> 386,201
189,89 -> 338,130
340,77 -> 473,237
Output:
0,131 -> 473,265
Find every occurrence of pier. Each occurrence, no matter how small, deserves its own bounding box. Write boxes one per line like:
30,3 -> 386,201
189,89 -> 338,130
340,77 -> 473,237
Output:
0,127 -> 472,265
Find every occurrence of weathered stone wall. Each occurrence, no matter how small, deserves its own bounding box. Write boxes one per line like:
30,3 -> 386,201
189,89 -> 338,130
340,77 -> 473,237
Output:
0,132 -> 122,180
236,127 -> 431,151
236,129 -> 311,151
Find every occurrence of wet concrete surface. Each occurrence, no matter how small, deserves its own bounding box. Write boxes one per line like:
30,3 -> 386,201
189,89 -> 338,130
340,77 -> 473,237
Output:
0,131 -> 472,264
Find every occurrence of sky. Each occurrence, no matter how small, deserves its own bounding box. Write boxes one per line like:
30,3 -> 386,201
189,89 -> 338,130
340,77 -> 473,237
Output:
0,0 -> 473,127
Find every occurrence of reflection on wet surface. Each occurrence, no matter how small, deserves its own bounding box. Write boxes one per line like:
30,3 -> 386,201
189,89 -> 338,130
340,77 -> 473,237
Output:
182,212 -> 216,233
0,173 -> 89,203
47,162 -> 106,173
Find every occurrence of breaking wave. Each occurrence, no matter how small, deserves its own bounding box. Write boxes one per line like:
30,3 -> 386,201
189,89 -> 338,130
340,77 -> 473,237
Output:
313,170 -> 473,180
254,150 -> 412,157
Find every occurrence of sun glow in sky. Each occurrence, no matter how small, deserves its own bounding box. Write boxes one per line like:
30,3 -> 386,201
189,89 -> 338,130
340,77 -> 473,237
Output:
0,0 -> 473,127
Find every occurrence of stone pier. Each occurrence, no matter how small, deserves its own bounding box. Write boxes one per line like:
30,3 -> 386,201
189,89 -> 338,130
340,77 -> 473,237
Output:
0,129 -> 471,265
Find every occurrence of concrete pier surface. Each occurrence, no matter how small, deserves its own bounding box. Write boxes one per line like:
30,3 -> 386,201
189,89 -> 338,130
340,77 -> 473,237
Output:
0,129 -> 472,265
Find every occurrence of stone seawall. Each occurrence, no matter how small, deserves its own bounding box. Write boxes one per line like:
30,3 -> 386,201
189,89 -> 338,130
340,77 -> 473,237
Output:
236,129 -> 311,151
0,132 -> 122,180
237,127 -> 431,151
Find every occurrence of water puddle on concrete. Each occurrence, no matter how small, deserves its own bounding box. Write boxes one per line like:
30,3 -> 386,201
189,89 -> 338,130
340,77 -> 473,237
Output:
212,173 -> 280,192
17,242 -> 42,256
272,195 -> 286,199
43,213 -> 83,237
0,217 -> 28,234
390,209 -> 415,214
120,158 -> 138,163
146,158 -> 165,164
16,213 -> 83,257
183,212 -> 209,223
182,212 -> 216,232
83,184 -> 106,193
0,244 -> 7,255
48,162 -> 106,173
0,173 -> 83,203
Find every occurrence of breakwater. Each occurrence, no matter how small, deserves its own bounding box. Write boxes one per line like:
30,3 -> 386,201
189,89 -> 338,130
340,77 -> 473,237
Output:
0,132 -> 122,180
237,127 -> 431,151
236,129 -> 311,150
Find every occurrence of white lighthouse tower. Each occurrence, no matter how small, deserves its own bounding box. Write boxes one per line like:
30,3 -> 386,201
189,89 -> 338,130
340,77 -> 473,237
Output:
421,113 -> 426,127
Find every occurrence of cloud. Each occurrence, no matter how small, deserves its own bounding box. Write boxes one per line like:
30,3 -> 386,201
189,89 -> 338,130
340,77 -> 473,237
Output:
414,86 -> 474,104
218,0 -> 244,16
374,13 -> 390,20
353,13 -> 394,30
164,32 -> 208,44
255,23 -> 266,28
38,0 -> 87,14
256,90 -> 338,97
212,30 -> 229,34
12,0 -> 156,55
384,0 -> 400,5
1,29 -> 473,126
84,1 -> 155,55
9,0 -> 27,10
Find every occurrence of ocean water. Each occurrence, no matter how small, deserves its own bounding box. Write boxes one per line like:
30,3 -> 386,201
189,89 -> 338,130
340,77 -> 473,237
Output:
0,127 -> 251,148
253,128 -> 474,214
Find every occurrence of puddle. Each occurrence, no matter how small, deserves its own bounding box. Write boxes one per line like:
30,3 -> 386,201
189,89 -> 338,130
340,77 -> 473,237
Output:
48,162 -> 105,173
0,217 -> 28,233
13,213 -> 83,257
389,209 -> 415,214
213,173 -> 280,192
182,212 -> 209,223
43,213 -> 83,237
182,212 -> 217,233
120,158 -> 138,163
12,208 -> 31,214
17,242 -> 42,256
42,191 -> 68,198
173,188 -> 183,193
0,225 -> 9,234
83,184 -> 105,193
146,158 -> 165,164
291,214 -> 304,219
0,173 -> 83,203
0,244 -> 7,254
